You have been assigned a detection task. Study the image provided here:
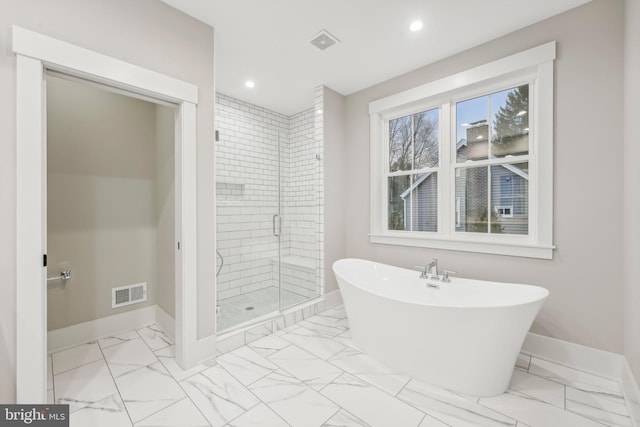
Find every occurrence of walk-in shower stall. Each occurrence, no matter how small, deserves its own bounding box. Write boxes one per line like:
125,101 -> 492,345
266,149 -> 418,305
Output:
215,93 -> 323,332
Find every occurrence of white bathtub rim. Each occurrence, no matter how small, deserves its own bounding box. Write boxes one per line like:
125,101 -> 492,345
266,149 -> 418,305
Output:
333,258 -> 549,309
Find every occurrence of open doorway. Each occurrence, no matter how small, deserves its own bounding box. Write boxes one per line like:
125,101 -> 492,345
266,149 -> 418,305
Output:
14,26 -> 199,403
45,70 -> 177,370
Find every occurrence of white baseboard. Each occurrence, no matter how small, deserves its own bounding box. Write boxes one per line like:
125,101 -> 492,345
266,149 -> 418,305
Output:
48,305 -> 157,353
523,332 -> 640,426
155,306 -> 175,341
196,334 -> 218,364
522,332 -> 624,380
622,359 -> 640,426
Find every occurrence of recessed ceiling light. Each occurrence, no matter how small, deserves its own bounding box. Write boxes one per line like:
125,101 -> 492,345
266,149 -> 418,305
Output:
476,135 -> 484,140
410,20 -> 423,32
245,80 -> 255,88
516,110 -> 527,116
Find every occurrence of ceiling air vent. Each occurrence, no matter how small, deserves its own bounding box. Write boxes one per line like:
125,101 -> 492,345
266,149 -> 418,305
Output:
310,30 -> 340,51
112,282 -> 147,308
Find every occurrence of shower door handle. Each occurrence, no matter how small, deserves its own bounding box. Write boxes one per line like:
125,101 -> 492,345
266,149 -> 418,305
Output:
272,214 -> 281,236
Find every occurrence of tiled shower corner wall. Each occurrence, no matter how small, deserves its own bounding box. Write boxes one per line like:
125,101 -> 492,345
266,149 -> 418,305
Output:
215,93 -> 289,300
215,92 -> 324,311
314,86 -> 325,294
281,107 -> 321,298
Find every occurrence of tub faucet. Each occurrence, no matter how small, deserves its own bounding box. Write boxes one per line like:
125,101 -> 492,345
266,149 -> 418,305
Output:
421,258 -> 438,279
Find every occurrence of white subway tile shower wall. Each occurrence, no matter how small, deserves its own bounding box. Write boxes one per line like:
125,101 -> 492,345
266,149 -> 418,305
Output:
215,93 -> 323,326
314,86 -> 325,293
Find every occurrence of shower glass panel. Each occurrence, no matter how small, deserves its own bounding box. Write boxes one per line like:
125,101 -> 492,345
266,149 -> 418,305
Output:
215,95 -> 322,333
279,126 -> 322,311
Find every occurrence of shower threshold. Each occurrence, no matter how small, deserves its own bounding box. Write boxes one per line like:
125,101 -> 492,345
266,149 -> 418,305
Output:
216,286 -> 313,333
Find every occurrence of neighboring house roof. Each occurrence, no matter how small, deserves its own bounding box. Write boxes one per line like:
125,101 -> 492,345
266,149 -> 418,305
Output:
400,139 -> 528,200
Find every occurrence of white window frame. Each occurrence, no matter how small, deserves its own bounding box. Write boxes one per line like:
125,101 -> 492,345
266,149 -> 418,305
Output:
369,42 -> 556,259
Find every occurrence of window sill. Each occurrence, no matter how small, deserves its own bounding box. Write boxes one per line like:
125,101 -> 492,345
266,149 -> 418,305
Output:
369,233 -> 555,259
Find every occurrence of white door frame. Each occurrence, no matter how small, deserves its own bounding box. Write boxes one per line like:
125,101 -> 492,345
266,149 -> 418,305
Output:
13,26 -> 199,403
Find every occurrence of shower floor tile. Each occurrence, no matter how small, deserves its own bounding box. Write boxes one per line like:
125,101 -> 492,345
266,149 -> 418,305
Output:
51,312 -> 634,427
216,286 -> 311,332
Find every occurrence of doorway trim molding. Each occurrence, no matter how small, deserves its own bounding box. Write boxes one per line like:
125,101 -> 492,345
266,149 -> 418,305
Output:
13,26 -> 199,403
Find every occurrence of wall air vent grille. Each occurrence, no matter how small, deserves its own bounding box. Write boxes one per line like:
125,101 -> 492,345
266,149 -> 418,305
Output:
112,282 -> 147,308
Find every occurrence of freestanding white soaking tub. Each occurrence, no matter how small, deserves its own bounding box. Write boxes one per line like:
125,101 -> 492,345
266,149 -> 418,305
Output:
333,258 -> 549,397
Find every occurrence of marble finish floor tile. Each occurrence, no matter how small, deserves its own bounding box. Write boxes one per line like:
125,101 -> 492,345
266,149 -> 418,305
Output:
70,393 -> 132,427
216,345 -> 278,386
479,389 -> 610,427
528,357 -> 622,395
565,386 -> 632,426
54,359 -> 119,412
268,344 -> 344,390
226,402 -> 289,427
247,334 -> 291,358
98,330 -> 140,350
279,326 -> 346,360
137,324 -> 174,351
114,361 -> 186,423
323,408 -> 371,426
180,364 -> 260,427
56,309 -> 634,427
102,338 -> 159,378
155,345 -> 215,381
321,373 -> 425,427
508,369 -> 565,408
397,378 -> 517,427
328,347 -> 411,396
52,342 -> 103,374
249,369 -> 340,427
135,397 -> 210,427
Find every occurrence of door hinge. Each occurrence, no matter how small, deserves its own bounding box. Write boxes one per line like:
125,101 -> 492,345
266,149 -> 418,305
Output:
215,130 -> 219,142
178,241 -> 181,250
43,254 -> 47,267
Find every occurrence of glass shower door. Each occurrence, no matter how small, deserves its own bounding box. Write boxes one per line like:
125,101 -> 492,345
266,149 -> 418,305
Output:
278,129 -> 322,312
214,109 -> 282,332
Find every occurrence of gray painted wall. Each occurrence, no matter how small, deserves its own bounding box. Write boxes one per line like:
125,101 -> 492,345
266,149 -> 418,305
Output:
342,0 -> 625,353
624,0 -> 640,384
0,0 -> 214,402
46,75 -> 162,331
323,87 -> 346,293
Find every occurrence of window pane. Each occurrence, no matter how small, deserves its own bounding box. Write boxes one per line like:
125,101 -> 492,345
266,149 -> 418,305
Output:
388,174 -> 438,232
456,85 -> 530,162
491,85 -> 529,158
389,116 -> 412,172
388,175 -> 411,230
455,163 -> 529,235
456,95 -> 489,162
405,173 -> 438,232
455,166 -> 489,233
490,162 -> 528,235
413,109 -> 439,169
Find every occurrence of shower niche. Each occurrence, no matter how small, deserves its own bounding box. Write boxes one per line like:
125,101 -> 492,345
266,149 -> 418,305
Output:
215,91 -> 324,332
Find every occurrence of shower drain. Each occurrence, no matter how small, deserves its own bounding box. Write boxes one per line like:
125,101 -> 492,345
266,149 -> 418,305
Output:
245,306 -> 255,311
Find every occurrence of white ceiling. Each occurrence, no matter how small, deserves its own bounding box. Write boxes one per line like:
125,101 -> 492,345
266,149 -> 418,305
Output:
161,0 -> 590,116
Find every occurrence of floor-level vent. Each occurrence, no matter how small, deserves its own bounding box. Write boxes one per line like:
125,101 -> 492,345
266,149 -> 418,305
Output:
112,282 -> 147,308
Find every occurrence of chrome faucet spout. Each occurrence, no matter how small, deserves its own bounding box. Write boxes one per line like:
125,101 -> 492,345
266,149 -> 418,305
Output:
420,258 -> 438,279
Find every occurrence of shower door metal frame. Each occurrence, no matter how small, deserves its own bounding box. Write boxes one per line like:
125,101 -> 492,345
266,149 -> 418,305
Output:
13,26 -> 200,403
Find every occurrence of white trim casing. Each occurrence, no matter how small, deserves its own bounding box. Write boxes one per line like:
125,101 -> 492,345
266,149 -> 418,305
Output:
369,41 -> 556,259
16,54 -> 47,404
11,26 -> 197,104
175,101 -> 199,369
13,26 -> 202,402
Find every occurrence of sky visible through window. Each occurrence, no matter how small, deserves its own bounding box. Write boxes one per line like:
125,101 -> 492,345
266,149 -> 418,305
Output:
456,89 -> 513,145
